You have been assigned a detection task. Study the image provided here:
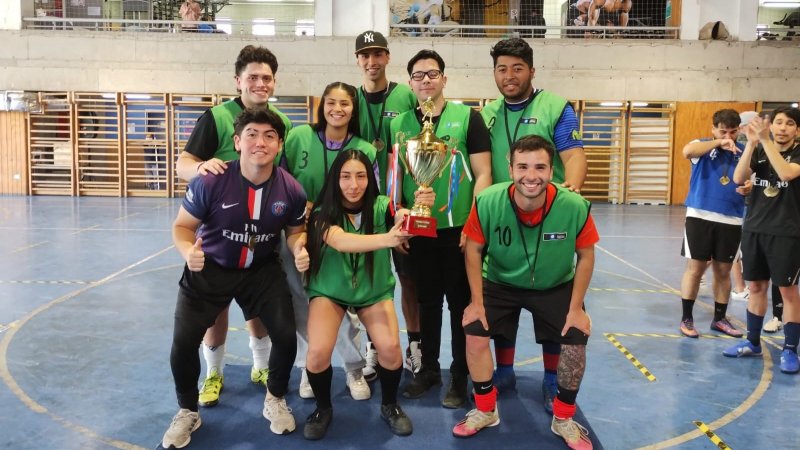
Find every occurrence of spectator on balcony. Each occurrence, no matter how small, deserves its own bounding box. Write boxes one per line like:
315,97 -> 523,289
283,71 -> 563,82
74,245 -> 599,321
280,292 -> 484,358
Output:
179,0 -> 202,32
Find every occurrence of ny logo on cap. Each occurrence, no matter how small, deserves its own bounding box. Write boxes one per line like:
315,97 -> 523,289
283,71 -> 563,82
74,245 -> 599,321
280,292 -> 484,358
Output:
363,32 -> 374,43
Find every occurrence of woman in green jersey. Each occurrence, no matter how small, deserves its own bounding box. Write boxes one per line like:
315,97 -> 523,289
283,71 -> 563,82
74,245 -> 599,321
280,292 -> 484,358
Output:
281,81 -> 378,401
301,149 -> 414,440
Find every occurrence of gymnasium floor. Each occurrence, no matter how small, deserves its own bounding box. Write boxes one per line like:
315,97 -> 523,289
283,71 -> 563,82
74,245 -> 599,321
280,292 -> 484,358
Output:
0,196 -> 797,449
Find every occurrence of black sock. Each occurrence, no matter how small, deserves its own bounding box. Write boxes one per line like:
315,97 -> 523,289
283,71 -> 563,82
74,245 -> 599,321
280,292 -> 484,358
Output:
473,379 -> 494,395
746,310 -> 764,347
408,332 -> 421,344
307,366 -> 333,409
713,302 -> 728,322
555,385 -> 578,405
772,284 -> 784,321
681,299 -> 695,321
376,364 -> 402,406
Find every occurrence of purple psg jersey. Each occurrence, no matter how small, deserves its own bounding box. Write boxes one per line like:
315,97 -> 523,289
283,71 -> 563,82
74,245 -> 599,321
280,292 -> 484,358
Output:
183,161 -> 307,269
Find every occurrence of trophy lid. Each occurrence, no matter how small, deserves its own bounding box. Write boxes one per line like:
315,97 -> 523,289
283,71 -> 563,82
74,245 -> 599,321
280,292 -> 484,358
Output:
414,97 -> 445,148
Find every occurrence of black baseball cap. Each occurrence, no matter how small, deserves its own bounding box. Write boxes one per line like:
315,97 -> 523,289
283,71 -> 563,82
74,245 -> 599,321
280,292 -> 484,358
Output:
355,30 -> 389,54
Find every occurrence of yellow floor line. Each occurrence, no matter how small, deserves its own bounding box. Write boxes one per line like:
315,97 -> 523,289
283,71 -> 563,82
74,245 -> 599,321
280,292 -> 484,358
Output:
694,420 -> 732,450
0,246 -> 174,450
604,333 -> 656,381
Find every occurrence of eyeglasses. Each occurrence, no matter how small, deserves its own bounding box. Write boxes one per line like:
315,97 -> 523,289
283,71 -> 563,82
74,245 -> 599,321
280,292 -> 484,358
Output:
410,70 -> 443,81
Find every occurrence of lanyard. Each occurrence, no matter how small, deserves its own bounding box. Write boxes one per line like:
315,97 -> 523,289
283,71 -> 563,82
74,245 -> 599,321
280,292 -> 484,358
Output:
361,84 -> 391,142
512,186 -> 547,286
346,212 -> 362,288
503,103 -> 526,148
317,131 -> 354,179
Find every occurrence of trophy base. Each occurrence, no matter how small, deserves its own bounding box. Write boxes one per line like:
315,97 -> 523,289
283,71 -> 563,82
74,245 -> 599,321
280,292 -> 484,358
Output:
403,215 -> 438,238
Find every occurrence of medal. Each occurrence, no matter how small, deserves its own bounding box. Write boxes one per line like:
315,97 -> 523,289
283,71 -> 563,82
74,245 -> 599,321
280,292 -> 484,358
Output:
373,138 -> 385,152
248,235 -> 257,250
719,175 -> 730,185
764,185 -> 780,197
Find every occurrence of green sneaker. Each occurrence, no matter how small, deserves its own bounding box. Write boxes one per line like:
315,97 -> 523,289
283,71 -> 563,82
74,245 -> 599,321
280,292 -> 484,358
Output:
251,367 -> 269,386
198,371 -> 223,407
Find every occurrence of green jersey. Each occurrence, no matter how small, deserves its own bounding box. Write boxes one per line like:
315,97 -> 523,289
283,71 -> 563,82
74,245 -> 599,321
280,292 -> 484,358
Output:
210,100 -> 292,162
481,91 -> 568,184
307,195 -> 396,306
476,182 -> 590,290
282,124 -> 377,202
391,102 -> 475,229
358,82 -> 417,191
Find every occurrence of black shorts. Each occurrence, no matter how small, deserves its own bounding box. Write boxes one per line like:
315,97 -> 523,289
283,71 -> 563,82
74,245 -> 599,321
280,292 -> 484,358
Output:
464,280 -> 588,346
177,256 -> 290,323
681,217 -> 741,263
391,247 -> 412,277
741,231 -> 800,286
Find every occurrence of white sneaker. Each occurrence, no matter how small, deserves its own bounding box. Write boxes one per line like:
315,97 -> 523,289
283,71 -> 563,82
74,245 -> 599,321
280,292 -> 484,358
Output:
363,342 -> 378,382
405,341 -> 423,374
346,369 -> 371,400
162,408 -> 201,449
299,368 -> 314,399
731,288 -> 750,301
262,392 -> 296,435
763,316 -> 783,333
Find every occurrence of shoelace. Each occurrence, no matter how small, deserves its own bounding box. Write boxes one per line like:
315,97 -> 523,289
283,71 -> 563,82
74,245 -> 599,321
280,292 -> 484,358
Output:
558,418 -> 590,441
266,397 -> 292,414
200,378 -> 221,394
408,348 -> 422,371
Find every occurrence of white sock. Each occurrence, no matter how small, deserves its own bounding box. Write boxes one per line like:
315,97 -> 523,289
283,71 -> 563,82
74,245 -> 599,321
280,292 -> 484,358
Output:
203,343 -> 225,377
249,335 -> 271,370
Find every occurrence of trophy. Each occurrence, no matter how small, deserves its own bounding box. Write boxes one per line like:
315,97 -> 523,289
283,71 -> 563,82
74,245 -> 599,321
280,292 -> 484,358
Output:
398,97 -> 454,238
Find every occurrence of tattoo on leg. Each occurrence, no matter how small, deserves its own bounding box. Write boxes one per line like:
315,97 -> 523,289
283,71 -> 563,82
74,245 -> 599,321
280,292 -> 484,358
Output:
557,344 -> 586,390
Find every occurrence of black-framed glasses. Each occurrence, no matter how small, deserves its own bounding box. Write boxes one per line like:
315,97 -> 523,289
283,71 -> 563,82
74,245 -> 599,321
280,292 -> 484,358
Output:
410,70 -> 443,81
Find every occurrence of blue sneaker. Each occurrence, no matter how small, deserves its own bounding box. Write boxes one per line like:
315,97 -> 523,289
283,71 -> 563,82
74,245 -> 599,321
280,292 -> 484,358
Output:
492,367 -> 516,392
542,378 -> 558,414
780,350 -> 800,374
722,340 -> 762,358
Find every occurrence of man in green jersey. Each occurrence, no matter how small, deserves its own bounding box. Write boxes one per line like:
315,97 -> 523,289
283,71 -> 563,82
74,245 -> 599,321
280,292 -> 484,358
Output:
354,30 -> 422,381
175,45 -> 293,407
456,135 -> 597,450
481,37 -> 587,412
392,49 -> 493,409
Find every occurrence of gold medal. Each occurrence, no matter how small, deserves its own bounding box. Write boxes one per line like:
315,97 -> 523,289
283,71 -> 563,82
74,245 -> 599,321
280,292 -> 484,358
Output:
764,185 -> 780,198
719,175 -> 730,185
248,235 -> 257,250
372,139 -> 385,152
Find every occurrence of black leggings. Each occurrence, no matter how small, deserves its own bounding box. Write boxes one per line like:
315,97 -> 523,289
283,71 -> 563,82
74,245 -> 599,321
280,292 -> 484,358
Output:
409,227 -> 469,377
170,258 -> 297,410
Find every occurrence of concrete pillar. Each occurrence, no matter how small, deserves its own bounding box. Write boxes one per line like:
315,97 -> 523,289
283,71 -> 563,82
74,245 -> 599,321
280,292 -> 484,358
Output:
329,0 -> 389,36
1,0 -> 24,30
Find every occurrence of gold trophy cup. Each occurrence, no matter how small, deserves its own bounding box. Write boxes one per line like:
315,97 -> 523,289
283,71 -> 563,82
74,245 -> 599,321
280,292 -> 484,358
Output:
398,97 -> 453,238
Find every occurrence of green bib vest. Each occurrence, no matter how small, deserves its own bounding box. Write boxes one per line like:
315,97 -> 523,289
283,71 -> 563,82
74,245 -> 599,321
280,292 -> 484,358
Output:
481,91 -> 568,184
307,196 -> 396,306
282,124 -> 377,202
211,100 -> 293,161
476,182 -> 590,290
391,102 -> 474,229
358,83 -> 417,191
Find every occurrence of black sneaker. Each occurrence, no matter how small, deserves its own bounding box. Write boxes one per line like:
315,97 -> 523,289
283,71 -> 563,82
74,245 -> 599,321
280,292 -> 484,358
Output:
401,369 -> 442,399
303,407 -> 333,440
442,374 -> 468,409
380,403 -> 413,436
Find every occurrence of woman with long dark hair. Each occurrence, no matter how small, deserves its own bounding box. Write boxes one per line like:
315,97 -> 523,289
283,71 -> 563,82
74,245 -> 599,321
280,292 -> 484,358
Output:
302,149 -> 414,440
280,82 -> 379,401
